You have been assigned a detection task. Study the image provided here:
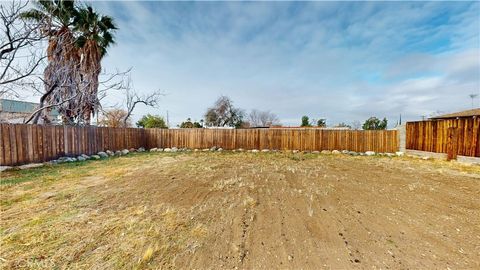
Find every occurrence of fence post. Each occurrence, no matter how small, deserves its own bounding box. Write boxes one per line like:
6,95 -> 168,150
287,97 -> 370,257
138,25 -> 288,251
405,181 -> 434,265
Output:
446,127 -> 458,161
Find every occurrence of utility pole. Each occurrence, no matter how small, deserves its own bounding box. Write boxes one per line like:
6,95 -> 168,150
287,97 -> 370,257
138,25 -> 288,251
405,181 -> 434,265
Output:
469,94 -> 478,109
166,110 -> 169,127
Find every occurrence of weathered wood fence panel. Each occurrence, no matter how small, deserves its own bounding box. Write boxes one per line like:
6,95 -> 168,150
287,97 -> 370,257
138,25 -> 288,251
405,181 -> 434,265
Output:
0,124 -> 145,166
406,118 -> 480,157
144,129 -> 398,153
1,124 -> 399,166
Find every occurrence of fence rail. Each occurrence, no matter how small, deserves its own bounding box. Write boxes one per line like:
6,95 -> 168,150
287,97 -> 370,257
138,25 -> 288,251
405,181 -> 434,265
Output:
0,124 -> 399,166
406,118 -> 480,158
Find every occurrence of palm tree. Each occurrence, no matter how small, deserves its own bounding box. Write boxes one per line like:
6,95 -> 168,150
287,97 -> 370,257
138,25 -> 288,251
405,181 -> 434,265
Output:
74,6 -> 117,122
21,0 -> 81,124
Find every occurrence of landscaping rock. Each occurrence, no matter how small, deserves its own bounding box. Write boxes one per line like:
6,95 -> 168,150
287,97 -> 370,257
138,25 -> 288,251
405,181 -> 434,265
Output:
164,148 -> 172,152
321,150 -> 331,154
106,150 -> 114,156
348,151 -> 358,156
292,150 -> 299,153
91,155 -> 101,160
386,153 -> 395,157
251,149 -> 260,153
0,166 -> 13,172
332,150 -> 341,154
237,148 -> 245,152
210,146 -> 217,151
71,158 -> 77,162
171,147 -> 178,152
81,154 -> 90,160
121,149 -> 129,155
150,148 -> 158,152
202,148 -> 210,152
115,151 -> 122,156
422,156 -> 431,160
194,149 -> 199,152
365,151 -> 376,156
98,152 -> 108,158
395,151 -> 405,157
261,149 -> 270,153
138,147 -> 146,152
217,148 -> 223,152
77,156 -> 86,162
156,148 -> 164,152
129,148 -> 136,152
341,150 -> 349,154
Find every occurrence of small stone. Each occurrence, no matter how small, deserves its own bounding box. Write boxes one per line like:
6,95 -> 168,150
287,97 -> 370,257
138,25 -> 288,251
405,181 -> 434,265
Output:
138,147 -> 146,152
210,146 -> 217,151
292,150 -> 299,153
321,150 -> 331,154
332,150 -> 341,154
237,148 -> 245,152
164,148 -> 172,152
202,148 -> 210,152
77,156 -> 86,162
121,149 -> 129,155
349,151 -> 359,156
115,151 -> 122,156
217,148 -> 224,152
129,148 -> 136,152
386,153 -> 395,157
171,147 -> 178,152
251,149 -> 259,153
81,154 -> 90,160
98,152 -> 108,158
422,156 -> 431,160
261,149 -> 269,153
288,255 -> 293,261
0,166 -> 14,172
156,148 -> 164,152
91,155 -> 101,160
341,150 -> 349,154
150,148 -> 158,152
70,158 -> 77,162
395,151 -> 405,157
365,151 -> 375,156
194,149 -> 199,152
106,150 -> 114,156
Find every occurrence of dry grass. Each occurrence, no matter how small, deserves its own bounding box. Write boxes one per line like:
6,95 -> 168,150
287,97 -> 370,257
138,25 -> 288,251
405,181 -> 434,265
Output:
1,151 -> 479,269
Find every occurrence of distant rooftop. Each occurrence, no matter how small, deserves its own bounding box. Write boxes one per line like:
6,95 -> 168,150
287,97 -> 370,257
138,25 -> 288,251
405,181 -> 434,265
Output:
0,99 -> 59,116
429,108 -> 480,119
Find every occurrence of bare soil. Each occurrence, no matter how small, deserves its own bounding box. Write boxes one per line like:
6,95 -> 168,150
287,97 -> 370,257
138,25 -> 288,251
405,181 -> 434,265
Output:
1,152 -> 479,269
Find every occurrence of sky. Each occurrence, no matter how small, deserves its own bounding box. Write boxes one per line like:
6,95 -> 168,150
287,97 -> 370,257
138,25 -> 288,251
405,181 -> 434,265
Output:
88,1 -> 479,127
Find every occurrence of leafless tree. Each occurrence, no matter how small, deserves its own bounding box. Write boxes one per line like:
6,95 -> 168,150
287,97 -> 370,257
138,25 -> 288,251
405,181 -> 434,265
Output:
204,95 -> 244,128
0,0 -> 46,98
248,109 -> 280,127
122,75 -> 164,126
351,120 -> 361,130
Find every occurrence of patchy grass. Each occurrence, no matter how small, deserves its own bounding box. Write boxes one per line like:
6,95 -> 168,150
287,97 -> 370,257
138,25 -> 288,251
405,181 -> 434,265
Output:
1,151 -> 479,269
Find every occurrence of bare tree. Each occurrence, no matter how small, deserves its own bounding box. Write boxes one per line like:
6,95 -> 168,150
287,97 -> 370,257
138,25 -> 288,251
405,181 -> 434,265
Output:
122,76 -> 164,126
248,109 -> 280,127
99,108 -> 131,128
204,95 -> 244,128
351,120 -> 361,130
0,0 -> 46,98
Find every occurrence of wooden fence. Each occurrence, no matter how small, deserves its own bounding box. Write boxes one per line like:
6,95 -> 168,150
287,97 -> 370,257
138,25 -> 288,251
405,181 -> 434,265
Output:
145,128 -> 398,153
0,124 -> 145,166
0,124 -> 399,166
406,118 -> 480,158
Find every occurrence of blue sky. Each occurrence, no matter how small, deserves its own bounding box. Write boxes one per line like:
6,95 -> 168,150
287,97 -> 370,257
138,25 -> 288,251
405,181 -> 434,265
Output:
91,1 -> 480,127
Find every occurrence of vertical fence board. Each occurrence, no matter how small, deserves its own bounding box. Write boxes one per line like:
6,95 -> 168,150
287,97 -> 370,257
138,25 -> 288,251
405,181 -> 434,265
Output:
406,118 -> 479,158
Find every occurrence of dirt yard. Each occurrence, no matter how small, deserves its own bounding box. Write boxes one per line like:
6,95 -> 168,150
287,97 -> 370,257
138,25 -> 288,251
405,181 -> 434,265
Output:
1,152 -> 479,269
